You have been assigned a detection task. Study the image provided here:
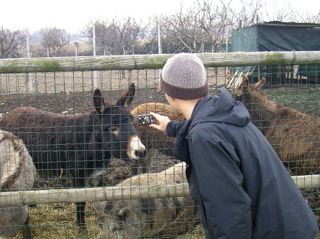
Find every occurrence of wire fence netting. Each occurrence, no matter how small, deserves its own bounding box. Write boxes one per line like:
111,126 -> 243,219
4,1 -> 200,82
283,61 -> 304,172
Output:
0,61 -> 319,238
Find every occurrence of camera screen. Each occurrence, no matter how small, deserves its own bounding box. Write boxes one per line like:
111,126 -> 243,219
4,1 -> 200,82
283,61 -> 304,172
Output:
137,114 -> 155,125
145,116 -> 151,123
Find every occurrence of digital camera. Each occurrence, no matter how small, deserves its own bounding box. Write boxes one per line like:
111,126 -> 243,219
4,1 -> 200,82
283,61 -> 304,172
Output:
136,114 -> 157,126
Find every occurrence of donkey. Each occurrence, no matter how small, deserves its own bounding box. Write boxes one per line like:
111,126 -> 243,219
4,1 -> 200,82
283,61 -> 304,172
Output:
0,83 -> 146,233
235,76 -> 320,175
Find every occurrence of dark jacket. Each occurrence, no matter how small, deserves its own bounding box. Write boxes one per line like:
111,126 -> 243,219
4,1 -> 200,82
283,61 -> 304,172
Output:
166,88 -> 318,239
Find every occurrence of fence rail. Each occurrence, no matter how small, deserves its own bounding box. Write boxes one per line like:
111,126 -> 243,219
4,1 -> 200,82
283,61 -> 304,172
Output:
0,51 -> 320,73
1,174 -> 320,207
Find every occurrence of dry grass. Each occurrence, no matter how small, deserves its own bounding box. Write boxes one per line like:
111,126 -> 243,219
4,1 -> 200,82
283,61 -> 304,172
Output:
13,203 -> 99,239
10,200 -> 203,239
176,225 -> 204,239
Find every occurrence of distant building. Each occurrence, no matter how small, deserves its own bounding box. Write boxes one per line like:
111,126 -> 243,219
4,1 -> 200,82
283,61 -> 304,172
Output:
231,21 -> 320,52
230,21 -> 320,83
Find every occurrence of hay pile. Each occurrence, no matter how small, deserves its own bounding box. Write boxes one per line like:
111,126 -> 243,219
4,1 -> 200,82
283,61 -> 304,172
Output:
14,203 -> 99,239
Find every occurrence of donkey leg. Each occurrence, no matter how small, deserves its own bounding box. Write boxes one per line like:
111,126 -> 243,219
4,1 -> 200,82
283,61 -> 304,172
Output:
22,214 -> 32,239
76,201 -> 87,234
74,171 -> 87,234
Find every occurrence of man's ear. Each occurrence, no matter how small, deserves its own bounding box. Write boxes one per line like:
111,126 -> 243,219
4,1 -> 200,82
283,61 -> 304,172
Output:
165,94 -> 175,102
169,96 -> 176,101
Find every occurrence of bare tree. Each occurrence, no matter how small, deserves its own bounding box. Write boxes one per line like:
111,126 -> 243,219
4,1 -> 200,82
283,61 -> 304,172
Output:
0,26 -> 24,58
300,11 -> 320,24
159,0 -> 236,53
77,0 -> 320,56
196,0 -> 234,52
142,18 -> 163,54
37,27 -> 70,57
227,0 -> 263,29
234,0 -> 319,25
160,6 -> 207,53
263,5 -> 299,22
82,18 -> 147,55
82,20 -> 118,55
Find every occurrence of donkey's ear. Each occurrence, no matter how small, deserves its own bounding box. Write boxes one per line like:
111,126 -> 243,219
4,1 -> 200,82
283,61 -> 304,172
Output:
93,89 -> 106,113
116,83 -> 135,106
125,83 -> 135,105
235,75 -> 249,96
254,77 -> 267,90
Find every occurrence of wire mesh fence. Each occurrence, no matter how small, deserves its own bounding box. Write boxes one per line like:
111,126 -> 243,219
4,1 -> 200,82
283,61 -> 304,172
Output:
0,52 -> 319,238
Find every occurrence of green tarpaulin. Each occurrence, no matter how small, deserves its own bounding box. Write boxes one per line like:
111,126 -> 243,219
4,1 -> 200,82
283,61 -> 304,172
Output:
231,22 -> 320,80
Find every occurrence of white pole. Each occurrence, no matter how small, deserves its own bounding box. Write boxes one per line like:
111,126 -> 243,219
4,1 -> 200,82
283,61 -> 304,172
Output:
157,19 -> 162,54
74,42 -> 78,57
225,25 -> 229,76
93,24 -> 96,57
225,25 -> 229,53
92,24 -> 97,89
26,29 -> 30,58
25,29 -> 32,93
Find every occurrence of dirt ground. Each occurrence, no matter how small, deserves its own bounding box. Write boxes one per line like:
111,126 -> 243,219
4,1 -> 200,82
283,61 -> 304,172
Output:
0,87 -> 164,114
0,68 -> 226,115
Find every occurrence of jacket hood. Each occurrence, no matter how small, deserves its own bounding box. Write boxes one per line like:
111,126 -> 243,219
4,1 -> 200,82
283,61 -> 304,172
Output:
190,87 -> 250,128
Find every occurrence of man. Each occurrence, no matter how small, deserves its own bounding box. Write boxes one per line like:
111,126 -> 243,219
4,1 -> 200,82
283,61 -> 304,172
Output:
149,53 -> 318,239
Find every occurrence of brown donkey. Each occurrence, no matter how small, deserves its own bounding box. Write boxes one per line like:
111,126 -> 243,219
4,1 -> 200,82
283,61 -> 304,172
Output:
236,76 -> 320,175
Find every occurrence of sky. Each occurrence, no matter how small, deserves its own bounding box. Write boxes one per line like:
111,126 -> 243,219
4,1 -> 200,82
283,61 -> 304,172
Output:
0,0 -> 319,34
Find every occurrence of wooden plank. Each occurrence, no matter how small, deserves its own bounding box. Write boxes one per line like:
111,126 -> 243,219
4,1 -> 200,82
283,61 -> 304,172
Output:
0,51 -> 320,73
0,183 -> 190,207
0,174 -> 319,207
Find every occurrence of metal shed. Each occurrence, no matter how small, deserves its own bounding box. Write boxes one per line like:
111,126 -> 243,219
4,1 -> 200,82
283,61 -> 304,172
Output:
230,21 -> 320,83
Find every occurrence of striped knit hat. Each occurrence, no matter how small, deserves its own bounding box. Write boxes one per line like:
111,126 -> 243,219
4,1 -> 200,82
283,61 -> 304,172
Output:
158,53 -> 208,99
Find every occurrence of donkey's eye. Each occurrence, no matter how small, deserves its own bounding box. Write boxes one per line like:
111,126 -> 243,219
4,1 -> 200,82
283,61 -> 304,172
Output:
110,126 -> 119,132
109,126 -> 120,137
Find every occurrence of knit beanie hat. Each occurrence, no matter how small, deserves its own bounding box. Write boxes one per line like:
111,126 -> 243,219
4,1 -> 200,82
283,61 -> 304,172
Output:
158,53 -> 208,99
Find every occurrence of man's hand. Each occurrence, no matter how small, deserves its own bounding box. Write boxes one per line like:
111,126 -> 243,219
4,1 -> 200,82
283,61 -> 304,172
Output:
149,112 -> 171,132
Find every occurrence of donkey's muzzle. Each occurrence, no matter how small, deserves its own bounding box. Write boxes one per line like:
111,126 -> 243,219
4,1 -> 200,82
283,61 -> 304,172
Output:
134,150 -> 146,158
127,135 -> 146,159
